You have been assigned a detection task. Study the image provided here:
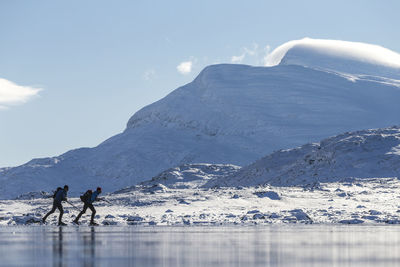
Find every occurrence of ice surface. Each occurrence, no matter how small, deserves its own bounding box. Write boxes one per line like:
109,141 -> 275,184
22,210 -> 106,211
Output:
1,226 -> 400,267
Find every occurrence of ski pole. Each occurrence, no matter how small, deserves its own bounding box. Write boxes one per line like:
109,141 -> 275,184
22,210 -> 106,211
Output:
101,197 -> 130,208
100,198 -> 113,205
42,192 -> 54,199
66,201 -> 80,211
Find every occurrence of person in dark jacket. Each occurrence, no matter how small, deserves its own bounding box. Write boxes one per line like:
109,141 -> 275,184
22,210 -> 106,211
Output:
42,185 -> 69,226
73,187 -> 102,226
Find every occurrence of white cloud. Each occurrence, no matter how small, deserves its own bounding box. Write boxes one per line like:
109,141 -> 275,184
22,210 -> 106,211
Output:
263,45 -> 271,66
177,61 -> 193,75
244,44 -> 258,56
0,78 -> 41,109
231,54 -> 245,63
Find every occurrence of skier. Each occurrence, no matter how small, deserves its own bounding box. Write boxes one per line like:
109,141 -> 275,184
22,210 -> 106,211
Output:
42,185 -> 69,226
73,187 -> 102,226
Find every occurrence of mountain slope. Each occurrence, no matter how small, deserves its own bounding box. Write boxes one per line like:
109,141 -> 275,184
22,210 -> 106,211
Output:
1,39 -> 400,199
206,126 -> 400,187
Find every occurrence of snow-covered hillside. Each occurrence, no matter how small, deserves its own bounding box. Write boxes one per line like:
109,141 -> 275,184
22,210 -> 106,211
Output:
140,163 -> 240,189
1,38 -> 400,199
207,126 -> 400,187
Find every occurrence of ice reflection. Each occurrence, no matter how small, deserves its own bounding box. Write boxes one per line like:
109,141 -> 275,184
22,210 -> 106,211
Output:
49,226 -> 97,267
52,227 -> 65,267
1,226 -> 400,266
82,227 -> 95,267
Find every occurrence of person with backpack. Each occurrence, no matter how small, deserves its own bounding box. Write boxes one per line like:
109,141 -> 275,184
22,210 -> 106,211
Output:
73,187 -> 102,226
42,185 -> 69,226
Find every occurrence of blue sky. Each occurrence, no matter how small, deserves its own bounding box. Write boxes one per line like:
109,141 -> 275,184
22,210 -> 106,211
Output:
1,0 -> 400,167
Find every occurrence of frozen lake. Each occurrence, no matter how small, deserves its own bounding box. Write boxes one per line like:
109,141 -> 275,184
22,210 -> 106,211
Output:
1,225 -> 400,266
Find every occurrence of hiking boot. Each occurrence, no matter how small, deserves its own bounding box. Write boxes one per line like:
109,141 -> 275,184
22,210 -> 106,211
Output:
58,222 -> 67,226
89,221 -> 99,226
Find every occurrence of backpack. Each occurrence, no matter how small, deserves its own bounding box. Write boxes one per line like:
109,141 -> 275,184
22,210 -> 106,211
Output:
80,190 -> 92,203
53,187 -> 62,199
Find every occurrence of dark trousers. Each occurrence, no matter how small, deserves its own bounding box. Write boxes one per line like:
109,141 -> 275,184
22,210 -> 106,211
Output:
75,203 -> 96,223
43,200 -> 64,224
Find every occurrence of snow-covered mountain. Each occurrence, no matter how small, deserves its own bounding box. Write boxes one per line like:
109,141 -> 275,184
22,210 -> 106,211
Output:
207,126 -> 400,187
1,38 -> 400,199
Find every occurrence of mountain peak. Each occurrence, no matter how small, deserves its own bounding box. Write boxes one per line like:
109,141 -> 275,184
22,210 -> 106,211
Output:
266,38 -> 400,78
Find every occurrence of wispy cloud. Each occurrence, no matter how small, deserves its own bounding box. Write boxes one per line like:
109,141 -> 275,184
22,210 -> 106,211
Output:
143,69 -> 156,81
231,43 -> 258,64
263,45 -> 271,66
0,78 -> 41,109
165,37 -> 173,45
231,54 -> 246,64
244,44 -> 258,56
177,61 -> 193,75
231,43 -> 272,65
